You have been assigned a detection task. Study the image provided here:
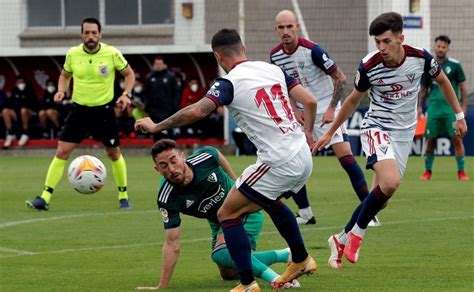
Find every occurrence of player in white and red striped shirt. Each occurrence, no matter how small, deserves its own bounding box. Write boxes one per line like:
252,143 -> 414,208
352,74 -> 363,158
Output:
314,12 -> 467,269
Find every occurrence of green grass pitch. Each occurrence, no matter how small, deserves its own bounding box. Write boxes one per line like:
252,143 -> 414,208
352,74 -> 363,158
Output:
0,155 -> 472,291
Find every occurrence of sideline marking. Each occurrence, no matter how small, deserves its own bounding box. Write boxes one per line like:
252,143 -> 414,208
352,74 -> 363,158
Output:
0,215 -> 471,259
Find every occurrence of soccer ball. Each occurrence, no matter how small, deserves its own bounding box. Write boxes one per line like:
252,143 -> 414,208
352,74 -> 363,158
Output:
68,155 -> 107,194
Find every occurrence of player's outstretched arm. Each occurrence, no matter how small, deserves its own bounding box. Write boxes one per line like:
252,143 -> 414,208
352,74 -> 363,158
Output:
313,88 -> 365,153
135,98 -> 216,134
434,71 -> 468,137
217,150 -> 237,180
136,227 -> 181,290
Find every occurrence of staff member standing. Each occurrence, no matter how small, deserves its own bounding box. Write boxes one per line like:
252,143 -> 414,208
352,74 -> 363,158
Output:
26,17 -> 135,210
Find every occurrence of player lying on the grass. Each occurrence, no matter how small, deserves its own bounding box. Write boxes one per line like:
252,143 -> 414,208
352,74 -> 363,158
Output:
314,12 -> 467,269
135,139 -> 300,290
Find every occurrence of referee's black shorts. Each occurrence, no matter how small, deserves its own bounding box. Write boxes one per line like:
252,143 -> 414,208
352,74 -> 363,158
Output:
59,102 -> 120,148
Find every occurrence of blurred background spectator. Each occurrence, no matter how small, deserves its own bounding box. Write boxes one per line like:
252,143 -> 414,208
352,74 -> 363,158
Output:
38,79 -> 60,139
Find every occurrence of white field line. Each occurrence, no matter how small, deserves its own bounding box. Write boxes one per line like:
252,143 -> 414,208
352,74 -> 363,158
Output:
2,194 -> 470,229
0,210 -> 157,229
0,215 -> 471,260
0,247 -> 34,255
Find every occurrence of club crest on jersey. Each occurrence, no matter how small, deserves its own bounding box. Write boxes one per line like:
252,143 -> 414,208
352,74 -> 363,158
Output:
185,200 -> 194,208
99,66 -> 109,76
445,66 -> 451,74
207,172 -> 217,183
376,79 -> 385,85
159,208 -> 169,223
406,74 -> 416,83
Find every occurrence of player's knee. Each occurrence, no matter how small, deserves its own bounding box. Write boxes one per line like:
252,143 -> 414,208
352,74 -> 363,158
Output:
55,148 -> 71,160
106,148 -> 121,160
380,178 -> 399,196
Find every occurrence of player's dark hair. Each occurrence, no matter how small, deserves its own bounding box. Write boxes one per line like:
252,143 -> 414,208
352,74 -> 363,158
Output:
435,35 -> 451,45
81,17 -> 101,33
211,28 -> 244,56
151,139 -> 177,161
15,74 -> 25,81
369,12 -> 403,36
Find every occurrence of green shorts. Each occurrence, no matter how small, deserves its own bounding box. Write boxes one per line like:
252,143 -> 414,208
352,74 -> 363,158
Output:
208,210 -> 264,251
425,115 -> 456,138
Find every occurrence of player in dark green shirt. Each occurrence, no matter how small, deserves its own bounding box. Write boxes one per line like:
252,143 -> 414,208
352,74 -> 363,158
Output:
135,139 -> 299,290
418,35 -> 469,181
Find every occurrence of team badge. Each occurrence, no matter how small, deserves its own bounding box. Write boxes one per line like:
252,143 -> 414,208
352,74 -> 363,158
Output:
159,208 -> 169,223
185,200 -> 194,208
445,66 -> 451,74
99,66 -> 109,76
207,173 -> 217,183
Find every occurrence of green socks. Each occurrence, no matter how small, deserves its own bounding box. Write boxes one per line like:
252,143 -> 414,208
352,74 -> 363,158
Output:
111,155 -> 128,200
41,156 -> 68,203
424,155 -> 434,171
456,156 -> 465,171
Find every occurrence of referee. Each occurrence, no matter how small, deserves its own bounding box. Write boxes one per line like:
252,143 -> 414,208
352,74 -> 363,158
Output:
26,17 -> 135,210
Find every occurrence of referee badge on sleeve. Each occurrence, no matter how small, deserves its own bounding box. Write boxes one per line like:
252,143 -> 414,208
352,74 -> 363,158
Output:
99,65 -> 109,76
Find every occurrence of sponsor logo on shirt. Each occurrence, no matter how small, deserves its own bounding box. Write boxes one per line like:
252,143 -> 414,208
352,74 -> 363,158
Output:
197,185 -> 226,214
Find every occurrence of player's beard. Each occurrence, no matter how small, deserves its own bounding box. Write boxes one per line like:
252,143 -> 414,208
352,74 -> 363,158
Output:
84,40 -> 99,52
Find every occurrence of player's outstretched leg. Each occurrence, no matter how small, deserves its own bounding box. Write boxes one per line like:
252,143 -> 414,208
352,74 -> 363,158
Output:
292,186 -> 316,225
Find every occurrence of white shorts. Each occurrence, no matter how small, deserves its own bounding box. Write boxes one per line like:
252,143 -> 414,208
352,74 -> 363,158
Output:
313,111 -> 349,147
235,144 -> 313,207
360,128 -> 411,176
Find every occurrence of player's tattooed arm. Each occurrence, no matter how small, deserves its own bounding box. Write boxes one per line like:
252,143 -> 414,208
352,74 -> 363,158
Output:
321,67 -> 347,126
139,98 -> 216,133
329,67 -> 347,108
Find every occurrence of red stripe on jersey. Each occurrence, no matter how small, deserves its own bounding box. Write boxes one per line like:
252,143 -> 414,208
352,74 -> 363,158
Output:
403,45 -> 425,58
363,53 -> 383,71
298,38 -> 316,49
270,43 -> 284,55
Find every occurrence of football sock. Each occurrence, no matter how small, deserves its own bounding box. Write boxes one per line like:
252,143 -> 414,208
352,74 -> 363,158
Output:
336,229 -> 347,244
253,248 -> 289,266
221,219 -> 254,285
344,203 -> 363,233
41,156 -> 67,203
425,155 -> 434,172
456,156 -> 465,171
339,155 -> 369,201
265,201 -> 308,263
292,185 -> 311,210
356,185 -> 390,229
351,223 -> 366,238
211,248 -> 278,283
111,155 -> 128,200
298,207 -> 314,220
